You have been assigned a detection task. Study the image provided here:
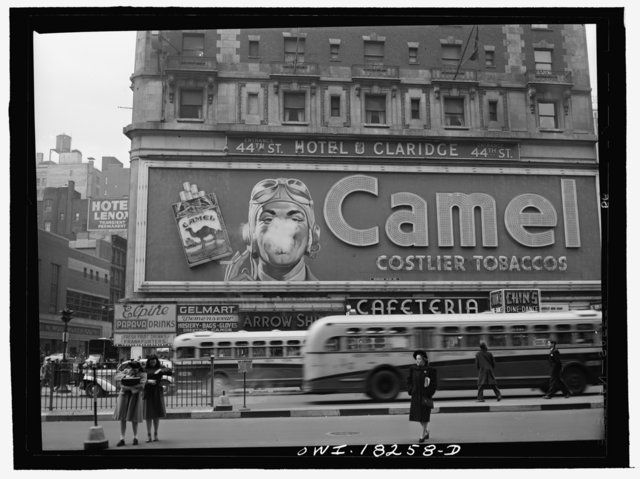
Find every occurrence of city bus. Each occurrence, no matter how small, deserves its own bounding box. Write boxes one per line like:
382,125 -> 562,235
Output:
302,311 -> 602,401
172,330 -> 306,394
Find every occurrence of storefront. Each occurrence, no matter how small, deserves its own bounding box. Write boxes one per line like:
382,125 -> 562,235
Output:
39,317 -> 104,358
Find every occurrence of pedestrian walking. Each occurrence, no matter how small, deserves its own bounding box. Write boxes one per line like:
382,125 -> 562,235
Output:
113,360 -> 146,446
407,350 -> 438,443
543,340 -> 571,399
475,341 -> 502,402
143,354 -> 173,442
40,358 -> 51,390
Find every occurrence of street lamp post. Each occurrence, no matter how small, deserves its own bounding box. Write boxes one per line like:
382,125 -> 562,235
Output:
58,308 -> 74,393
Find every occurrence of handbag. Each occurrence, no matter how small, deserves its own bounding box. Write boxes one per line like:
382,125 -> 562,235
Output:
422,397 -> 434,408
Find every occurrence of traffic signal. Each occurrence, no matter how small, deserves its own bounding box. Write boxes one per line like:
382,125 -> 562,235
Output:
60,309 -> 74,323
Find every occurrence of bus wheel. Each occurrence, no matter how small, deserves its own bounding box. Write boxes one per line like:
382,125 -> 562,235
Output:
367,370 -> 400,401
85,383 -> 105,398
563,367 -> 587,395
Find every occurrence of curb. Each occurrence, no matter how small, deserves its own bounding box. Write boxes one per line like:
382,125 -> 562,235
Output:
41,401 -> 603,422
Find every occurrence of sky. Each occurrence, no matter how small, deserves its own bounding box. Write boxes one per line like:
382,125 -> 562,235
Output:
33,25 -> 598,172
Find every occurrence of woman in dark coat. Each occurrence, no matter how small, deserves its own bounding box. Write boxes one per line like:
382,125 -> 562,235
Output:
475,341 -> 502,402
407,350 -> 438,442
142,354 -> 173,442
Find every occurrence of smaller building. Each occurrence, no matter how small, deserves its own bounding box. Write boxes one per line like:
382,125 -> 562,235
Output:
37,181 -> 88,239
38,230 -> 114,357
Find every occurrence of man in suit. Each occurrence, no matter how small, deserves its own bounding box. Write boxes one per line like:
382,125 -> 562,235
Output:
543,340 -> 571,399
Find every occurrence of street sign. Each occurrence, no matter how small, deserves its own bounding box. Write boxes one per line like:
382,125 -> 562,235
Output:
237,359 -> 253,373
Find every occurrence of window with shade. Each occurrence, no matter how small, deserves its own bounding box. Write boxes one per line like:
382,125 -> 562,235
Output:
485,50 -> 495,67
283,92 -> 306,122
408,47 -> 418,64
330,96 -> 341,117
248,40 -> 259,58
365,95 -> 386,124
441,44 -> 461,66
247,93 -> 259,116
410,98 -> 420,120
364,41 -> 384,64
534,49 -> 553,73
330,43 -> 340,61
182,33 -> 204,57
180,89 -> 203,119
444,97 -> 465,126
284,37 -> 305,63
488,100 -> 498,122
538,102 -> 557,129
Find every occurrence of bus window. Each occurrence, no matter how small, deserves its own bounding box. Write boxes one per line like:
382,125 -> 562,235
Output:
389,327 -> 407,335
325,337 -> 340,352
346,337 -> 360,350
511,325 -> 529,347
554,324 -> 572,345
365,327 -> 384,334
346,328 -> 360,334
235,341 -> 249,358
269,340 -> 283,357
286,340 -> 302,356
176,347 -> 195,359
252,341 -> 266,357
413,327 -> 435,349
358,337 -> 373,350
442,327 -> 462,348
576,324 -> 595,344
373,337 -> 386,349
464,326 -> 483,348
488,326 -> 507,347
199,348 -> 214,358
532,325 -> 550,346
387,335 -> 409,350
217,341 -> 232,358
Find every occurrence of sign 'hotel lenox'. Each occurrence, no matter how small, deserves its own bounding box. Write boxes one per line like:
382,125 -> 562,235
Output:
118,25 -> 600,348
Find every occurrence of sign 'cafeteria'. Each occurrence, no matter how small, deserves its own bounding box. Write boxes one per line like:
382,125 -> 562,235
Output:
348,297 -> 489,315
228,137 -> 519,160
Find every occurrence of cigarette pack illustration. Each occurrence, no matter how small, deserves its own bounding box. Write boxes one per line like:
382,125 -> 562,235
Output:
172,182 -> 233,267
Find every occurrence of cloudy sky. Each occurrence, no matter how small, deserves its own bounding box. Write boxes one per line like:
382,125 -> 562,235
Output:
33,25 -> 598,171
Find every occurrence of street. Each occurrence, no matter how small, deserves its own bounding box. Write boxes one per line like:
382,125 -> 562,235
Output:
42,407 -> 604,451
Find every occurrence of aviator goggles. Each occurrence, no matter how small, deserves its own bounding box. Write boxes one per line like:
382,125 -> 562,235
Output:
249,178 -> 313,206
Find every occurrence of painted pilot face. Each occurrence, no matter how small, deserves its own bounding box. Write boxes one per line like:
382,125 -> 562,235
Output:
255,201 -> 310,268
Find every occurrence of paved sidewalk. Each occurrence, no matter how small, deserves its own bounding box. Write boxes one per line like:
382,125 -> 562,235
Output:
41,394 -> 604,422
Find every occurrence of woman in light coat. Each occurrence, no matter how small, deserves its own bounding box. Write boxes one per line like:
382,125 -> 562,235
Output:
113,360 -> 146,446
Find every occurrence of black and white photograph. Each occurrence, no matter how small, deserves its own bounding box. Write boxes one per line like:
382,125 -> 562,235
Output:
9,4 -> 630,470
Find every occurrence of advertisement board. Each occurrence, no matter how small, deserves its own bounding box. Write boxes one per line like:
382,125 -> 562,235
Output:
142,164 -> 600,286
113,333 -> 176,347
238,311 -> 325,331
176,304 -> 239,334
490,289 -> 541,313
347,297 -> 489,315
87,198 -> 128,231
113,304 -> 176,346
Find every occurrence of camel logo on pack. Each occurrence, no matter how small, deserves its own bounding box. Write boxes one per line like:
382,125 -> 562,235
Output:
172,182 -> 233,267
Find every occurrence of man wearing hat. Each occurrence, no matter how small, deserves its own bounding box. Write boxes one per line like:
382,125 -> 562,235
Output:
225,177 -> 320,281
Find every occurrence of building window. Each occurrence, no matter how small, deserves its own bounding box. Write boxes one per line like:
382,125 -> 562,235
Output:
538,102 -> 557,129
365,95 -> 387,124
485,50 -> 495,67
74,212 -> 80,222
284,37 -> 305,63
59,213 -> 65,221
330,43 -> 340,61
182,33 -> 205,57
180,89 -> 203,119
408,47 -> 418,64
330,96 -> 341,117
441,44 -> 461,66
83,267 -> 87,278
248,40 -> 259,58
364,41 -> 384,64
247,93 -> 259,116
283,92 -> 306,122
66,290 -> 110,322
488,100 -> 498,122
90,269 -> 93,280
444,97 -> 465,126
44,221 -> 51,232
104,273 -> 108,283
410,98 -> 420,120
44,199 -> 53,213
49,263 -> 60,313
534,49 -> 553,73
